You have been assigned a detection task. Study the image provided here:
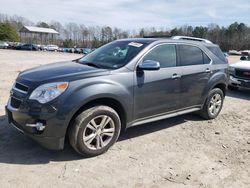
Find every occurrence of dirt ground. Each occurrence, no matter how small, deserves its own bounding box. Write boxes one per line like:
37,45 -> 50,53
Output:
0,50 -> 249,188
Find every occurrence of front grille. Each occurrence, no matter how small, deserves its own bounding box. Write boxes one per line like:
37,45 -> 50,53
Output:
235,69 -> 250,79
10,97 -> 22,109
14,82 -> 29,93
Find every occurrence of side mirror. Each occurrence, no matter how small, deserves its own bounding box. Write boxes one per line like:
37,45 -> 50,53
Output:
240,56 -> 247,61
138,60 -> 160,71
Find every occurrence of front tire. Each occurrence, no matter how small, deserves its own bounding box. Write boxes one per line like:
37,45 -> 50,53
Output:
69,106 -> 121,157
200,88 -> 224,120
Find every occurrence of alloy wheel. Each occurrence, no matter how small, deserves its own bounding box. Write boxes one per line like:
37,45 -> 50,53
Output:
208,93 -> 222,116
83,115 -> 115,150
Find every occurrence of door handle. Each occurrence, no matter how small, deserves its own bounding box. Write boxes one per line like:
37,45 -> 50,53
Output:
205,68 -> 211,73
172,73 -> 181,79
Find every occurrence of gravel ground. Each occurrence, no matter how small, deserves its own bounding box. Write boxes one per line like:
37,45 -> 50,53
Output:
0,50 -> 249,188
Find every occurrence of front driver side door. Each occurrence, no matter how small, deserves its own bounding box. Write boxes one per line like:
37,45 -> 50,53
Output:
134,44 -> 182,120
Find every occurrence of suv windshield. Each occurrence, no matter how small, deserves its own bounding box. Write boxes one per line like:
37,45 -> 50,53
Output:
78,41 -> 148,69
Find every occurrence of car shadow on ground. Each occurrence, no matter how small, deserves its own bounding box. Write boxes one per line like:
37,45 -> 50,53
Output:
226,89 -> 250,100
0,89 -> 248,165
0,113 -> 198,165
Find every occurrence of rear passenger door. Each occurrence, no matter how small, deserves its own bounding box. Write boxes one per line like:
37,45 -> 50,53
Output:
177,44 -> 212,108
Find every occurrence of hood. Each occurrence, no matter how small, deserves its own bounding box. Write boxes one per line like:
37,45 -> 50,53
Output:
230,61 -> 250,70
18,61 -> 109,83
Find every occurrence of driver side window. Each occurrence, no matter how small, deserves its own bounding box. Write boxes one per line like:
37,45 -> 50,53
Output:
143,44 -> 177,68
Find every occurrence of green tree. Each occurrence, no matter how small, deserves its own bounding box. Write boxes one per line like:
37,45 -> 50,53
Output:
170,28 -> 183,36
0,22 -> 19,41
63,39 -> 74,48
192,26 -> 208,38
139,28 -> 145,37
36,22 -> 50,28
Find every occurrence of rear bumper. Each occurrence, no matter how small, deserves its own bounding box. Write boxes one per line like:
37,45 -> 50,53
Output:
5,103 -> 65,150
229,75 -> 250,89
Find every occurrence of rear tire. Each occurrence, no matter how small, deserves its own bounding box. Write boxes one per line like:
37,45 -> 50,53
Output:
69,105 -> 121,157
199,88 -> 224,120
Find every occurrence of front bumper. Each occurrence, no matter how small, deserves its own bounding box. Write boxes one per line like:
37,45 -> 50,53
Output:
5,100 -> 65,150
229,75 -> 250,89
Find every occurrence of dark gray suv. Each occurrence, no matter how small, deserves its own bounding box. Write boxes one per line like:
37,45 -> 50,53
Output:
5,36 -> 228,156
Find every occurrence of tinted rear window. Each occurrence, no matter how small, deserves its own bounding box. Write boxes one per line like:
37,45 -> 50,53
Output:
207,46 -> 226,62
178,45 -> 211,66
179,45 -> 204,66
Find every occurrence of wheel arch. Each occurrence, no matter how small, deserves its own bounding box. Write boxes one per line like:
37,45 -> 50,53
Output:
212,82 -> 227,97
66,97 -> 128,139
201,81 -> 226,108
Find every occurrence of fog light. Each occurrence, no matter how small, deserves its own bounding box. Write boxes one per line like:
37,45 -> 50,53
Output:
26,122 -> 45,131
230,76 -> 241,84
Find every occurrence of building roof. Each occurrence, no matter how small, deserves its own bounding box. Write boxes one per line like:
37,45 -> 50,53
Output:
20,26 -> 59,34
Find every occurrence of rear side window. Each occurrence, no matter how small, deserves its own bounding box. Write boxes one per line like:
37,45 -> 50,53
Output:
178,45 -> 211,66
179,45 -> 203,66
143,44 -> 176,68
207,46 -> 226,62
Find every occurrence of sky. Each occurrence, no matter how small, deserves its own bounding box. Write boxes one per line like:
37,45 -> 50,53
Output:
0,0 -> 249,29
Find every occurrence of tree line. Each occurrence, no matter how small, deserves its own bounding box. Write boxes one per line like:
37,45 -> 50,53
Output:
0,13 -> 250,51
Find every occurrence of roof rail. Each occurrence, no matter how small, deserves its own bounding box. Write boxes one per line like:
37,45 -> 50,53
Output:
171,36 -> 213,44
143,35 -> 172,38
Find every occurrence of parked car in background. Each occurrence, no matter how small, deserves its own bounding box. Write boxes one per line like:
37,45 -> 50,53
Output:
73,48 -> 93,54
60,48 -> 71,53
229,54 -> 250,90
228,50 -> 241,56
7,42 -> 20,49
240,55 -> 249,61
46,45 -> 59,51
36,44 -> 47,51
6,36 -> 228,156
58,47 -> 64,52
66,48 -> 73,53
82,48 -> 92,55
241,51 -> 250,56
16,43 -> 38,51
59,47 -> 94,54
0,41 -> 9,49
73,48 -> 83,54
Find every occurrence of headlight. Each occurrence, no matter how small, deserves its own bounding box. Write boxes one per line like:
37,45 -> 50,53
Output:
29,82 -> 68,104
228,66 -> 235,75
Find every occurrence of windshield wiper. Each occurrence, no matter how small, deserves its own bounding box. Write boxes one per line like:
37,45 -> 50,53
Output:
76,61 -> 101,68
84,62 -> 101,68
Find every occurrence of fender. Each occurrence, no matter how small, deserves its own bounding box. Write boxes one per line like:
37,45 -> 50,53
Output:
201,67 -> 228,106
55,76 -> 134,137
